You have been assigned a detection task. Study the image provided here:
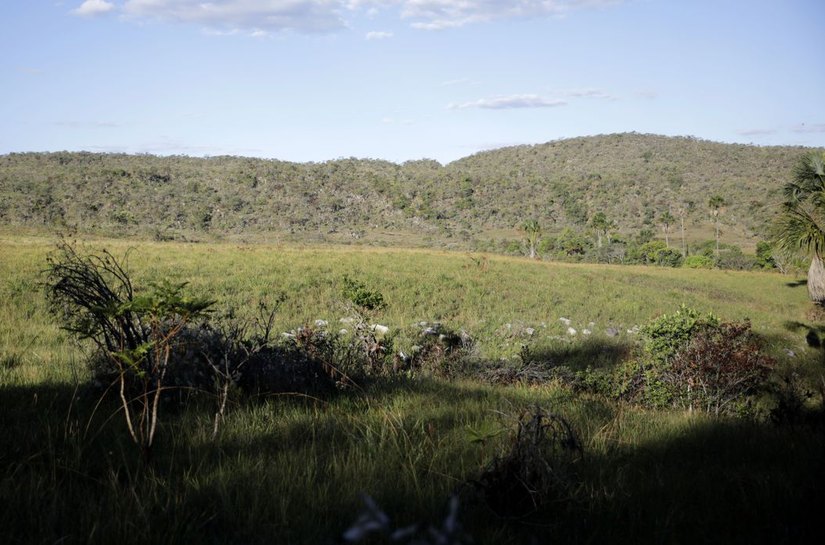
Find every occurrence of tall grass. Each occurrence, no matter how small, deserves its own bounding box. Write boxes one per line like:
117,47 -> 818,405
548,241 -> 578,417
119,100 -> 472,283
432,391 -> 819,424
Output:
1,236 -> 822,544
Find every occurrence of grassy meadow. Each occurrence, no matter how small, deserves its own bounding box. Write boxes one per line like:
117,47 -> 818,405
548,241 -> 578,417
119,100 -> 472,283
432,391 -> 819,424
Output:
1,235 -> 824,544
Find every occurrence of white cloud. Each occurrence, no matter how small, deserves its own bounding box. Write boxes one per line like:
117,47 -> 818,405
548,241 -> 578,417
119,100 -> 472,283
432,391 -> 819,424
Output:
121,0 -> 348,33
73,1 -> 624,34
365,30 -> 393,39
449,94 -> 567,110
72,0 -> 115,16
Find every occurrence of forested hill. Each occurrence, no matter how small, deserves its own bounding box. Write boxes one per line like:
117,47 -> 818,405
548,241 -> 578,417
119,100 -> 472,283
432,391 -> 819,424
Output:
0,133 -> 816,250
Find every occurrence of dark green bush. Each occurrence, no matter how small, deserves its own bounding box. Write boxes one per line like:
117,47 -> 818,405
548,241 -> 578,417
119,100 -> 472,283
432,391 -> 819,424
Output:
341,275 -> 386,311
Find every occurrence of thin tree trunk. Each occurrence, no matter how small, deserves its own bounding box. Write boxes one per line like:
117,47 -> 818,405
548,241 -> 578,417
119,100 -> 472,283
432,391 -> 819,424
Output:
664,226 -> 670,248
680,217 -> 686,255
808,254 -> 825,306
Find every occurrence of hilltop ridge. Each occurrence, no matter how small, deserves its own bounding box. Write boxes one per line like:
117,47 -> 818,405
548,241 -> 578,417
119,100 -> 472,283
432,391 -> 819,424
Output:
0,133 -> 817,251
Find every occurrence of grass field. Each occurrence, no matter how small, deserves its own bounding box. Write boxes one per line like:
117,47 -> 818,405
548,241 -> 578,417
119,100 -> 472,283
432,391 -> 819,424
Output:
1,236 -> 823,544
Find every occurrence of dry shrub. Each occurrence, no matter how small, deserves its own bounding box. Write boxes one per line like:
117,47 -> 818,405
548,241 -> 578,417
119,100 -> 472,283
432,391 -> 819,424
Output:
669,321 -> 775,414
473,407 -> 582,519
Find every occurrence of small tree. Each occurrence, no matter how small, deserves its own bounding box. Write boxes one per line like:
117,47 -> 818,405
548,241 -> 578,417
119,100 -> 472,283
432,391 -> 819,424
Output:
46,242 -> 213,460
589,212 -> 615,248
660,210 -> 675,249
708,195 -> 726,257
521,219 -> 542,259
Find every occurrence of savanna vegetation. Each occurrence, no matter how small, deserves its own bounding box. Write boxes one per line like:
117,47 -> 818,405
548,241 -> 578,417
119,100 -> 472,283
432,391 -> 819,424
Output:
2,138 -> 825,544
0,134 -> 817,260
1,233 -> 824,544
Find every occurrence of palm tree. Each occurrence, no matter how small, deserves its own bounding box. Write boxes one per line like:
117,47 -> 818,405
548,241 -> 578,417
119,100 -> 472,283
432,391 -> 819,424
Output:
589,212 -> 614,248
521,219 -> 542,259
660,210 -> 675,249
775,152 -> 825,305
708,195 -> 726,256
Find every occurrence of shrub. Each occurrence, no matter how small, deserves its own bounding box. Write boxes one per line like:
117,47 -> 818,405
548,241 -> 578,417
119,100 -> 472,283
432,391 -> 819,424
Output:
341,275 -> 386,311
473,407 -> 582,519
642,305 -> 718,364
668,321 -> 775,414
715,250 -> 758,271
612,306 -> 719,408
632,241 -> 684,267
395,322 -> 474,379
45,242 -> 214,459
683,255 -> 714,269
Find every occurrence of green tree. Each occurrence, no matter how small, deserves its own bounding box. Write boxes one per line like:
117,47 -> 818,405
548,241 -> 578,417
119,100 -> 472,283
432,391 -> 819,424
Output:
521,219 -> 542,259
775,152 -> 825,305
590,212 -> 615,248
660,210 -> 675,249
676,201 -> 695,256
708,195 -> 726,256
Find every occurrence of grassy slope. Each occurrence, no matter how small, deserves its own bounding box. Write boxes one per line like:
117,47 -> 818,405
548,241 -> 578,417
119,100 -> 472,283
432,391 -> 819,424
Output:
1,237 -> 823,544
0,235 -> 812,380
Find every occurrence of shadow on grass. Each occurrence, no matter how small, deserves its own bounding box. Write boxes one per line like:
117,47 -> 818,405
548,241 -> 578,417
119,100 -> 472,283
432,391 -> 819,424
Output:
786,278 -> 808,288
522,336 -> 635,371
2,374 -> 825,545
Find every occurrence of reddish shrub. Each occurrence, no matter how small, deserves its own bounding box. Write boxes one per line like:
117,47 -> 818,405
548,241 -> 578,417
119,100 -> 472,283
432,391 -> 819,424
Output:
669,321 -> 775,414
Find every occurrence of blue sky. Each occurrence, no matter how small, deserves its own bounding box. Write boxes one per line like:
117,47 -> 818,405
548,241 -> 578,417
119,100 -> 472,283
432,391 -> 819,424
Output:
1,0 -> 823,164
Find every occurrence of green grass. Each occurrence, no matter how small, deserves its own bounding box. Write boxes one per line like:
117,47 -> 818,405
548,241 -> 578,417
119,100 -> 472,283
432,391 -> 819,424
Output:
1,236 -> 823,544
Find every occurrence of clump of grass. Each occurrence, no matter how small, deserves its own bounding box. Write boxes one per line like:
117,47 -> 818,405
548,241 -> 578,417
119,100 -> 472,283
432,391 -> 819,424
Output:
472,406 -> 582,519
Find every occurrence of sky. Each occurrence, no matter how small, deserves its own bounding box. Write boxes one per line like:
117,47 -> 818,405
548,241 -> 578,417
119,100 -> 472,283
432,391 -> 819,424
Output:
1,0 -> 824,164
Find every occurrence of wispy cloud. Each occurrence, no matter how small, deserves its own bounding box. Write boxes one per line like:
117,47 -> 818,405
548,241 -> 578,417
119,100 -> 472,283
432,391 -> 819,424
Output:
449,94 -> 567,110
70,1 -> 625,34
120,0 -> 347,34
737,128 -> 777,136
365,30 -> 393,40
71,0 -> 115,17
561,88 -> 613,99
17,67 -> 44,75
791,123 -> 825,134
395,0 -> 622,30
636,90 -> 658,100
55,120 -> 121,129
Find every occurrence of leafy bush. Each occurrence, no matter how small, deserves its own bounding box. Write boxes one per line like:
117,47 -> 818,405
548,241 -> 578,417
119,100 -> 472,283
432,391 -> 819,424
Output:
668,321 -> 775,414
610,306 -> 719,408
46,242 -> 214,458
642,305 -> 718,363
715,250 -> 758,271
631,240 -> 684,267
755,241 -> 776,269
683,255 -> 714,269
615,308 -> 774,414
342,275 -> 386,311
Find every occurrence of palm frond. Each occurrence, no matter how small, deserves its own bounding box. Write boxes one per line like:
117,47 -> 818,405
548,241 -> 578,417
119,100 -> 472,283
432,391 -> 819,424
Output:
774,201 -> 825,257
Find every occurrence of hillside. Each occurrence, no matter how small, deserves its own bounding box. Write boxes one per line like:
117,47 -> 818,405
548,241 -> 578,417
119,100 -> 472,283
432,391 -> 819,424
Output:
0,134 -> 817,251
